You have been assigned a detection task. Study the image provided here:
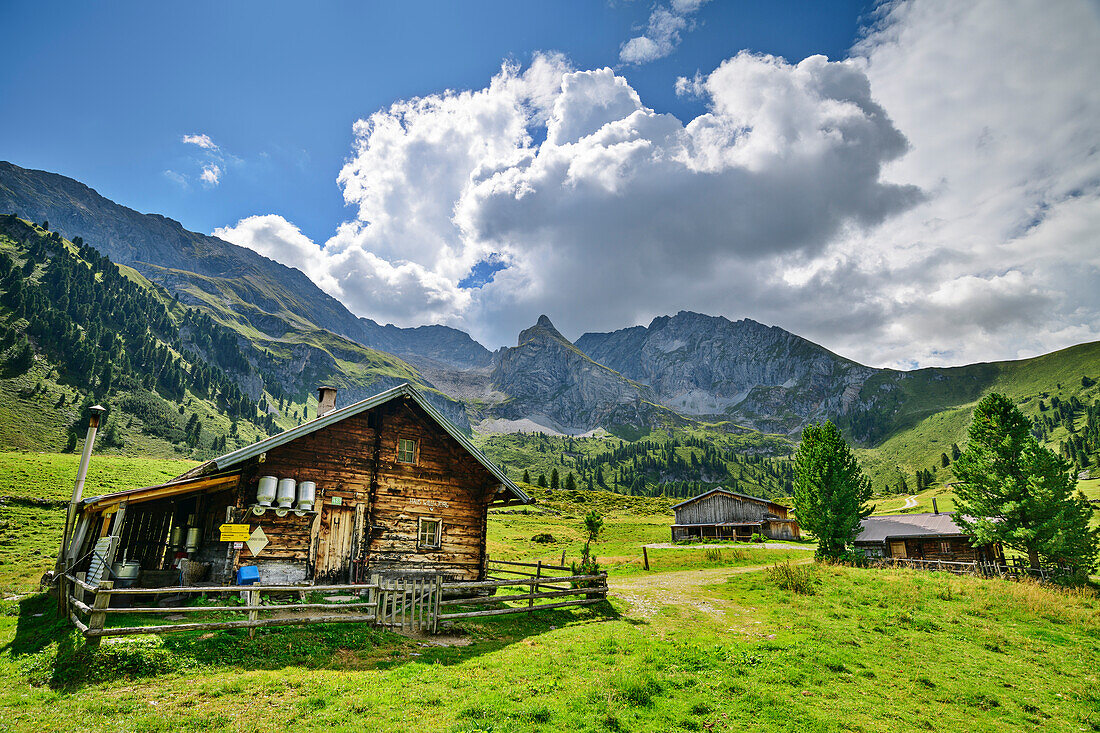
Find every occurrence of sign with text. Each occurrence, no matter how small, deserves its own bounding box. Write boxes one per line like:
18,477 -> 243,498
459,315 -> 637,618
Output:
219,523 -> 251,542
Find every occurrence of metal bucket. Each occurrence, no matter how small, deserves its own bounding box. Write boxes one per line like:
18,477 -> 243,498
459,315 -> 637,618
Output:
257,475 -> 278,506
297,481 -> 316,511
112,560 -> 141,588
185,527 -> 201,553
276,478 -> 296,508
169,525 -> 185,549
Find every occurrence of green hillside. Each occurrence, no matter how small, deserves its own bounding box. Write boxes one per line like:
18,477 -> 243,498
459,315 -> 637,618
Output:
854,341 -> 1100,492
0,216 -> 460,460
477,425 -> 797,501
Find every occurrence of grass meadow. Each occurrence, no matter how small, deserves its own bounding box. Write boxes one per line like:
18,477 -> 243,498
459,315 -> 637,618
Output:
0,456 -> 1097,731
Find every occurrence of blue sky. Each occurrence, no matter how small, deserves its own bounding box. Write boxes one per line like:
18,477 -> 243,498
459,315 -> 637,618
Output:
1,1 -> 867,242
2,1 -> 1098,368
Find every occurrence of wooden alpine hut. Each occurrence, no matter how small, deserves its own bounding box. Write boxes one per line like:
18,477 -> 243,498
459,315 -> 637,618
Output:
853,510 -> 1003,563
670,488 -> 799,542
61,383 -> 531,590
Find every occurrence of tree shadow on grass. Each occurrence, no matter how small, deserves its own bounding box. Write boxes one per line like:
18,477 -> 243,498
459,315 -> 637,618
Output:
2,592 -> 622,690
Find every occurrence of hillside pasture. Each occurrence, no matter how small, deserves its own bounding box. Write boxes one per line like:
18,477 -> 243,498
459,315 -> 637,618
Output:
0,562 -> 1097,731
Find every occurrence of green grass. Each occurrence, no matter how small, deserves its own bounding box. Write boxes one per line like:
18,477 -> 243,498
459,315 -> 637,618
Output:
0,564 -> 1096,731
0,456 -> 1097,731
0,451 -> 193,594
0,451 -> 195,503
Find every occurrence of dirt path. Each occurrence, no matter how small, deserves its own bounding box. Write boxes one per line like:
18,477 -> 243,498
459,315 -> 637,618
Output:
901,495 -> 919,510
609,560 -> 812,621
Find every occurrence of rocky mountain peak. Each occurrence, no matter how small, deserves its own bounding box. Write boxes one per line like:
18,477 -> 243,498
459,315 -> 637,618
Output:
517,315 -> 571,347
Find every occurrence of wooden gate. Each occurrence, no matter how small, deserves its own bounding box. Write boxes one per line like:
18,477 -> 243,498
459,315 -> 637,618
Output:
313,504 -> 356,582
373,575 -> 441,633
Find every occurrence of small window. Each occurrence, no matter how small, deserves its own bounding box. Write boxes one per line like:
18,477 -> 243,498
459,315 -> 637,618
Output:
940,541 -> 951,554
418,517 -> 441,549
397,438 -> 418,464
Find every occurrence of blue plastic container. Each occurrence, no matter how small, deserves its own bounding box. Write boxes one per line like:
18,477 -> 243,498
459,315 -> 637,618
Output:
237,565 -> 260,585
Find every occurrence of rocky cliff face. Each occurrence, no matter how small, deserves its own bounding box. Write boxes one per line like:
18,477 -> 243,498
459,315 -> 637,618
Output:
576,311 -> 877,434
486,316 -> 676,434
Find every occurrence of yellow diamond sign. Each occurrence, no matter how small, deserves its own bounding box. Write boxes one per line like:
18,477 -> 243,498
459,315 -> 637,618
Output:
246,526 -> 268,556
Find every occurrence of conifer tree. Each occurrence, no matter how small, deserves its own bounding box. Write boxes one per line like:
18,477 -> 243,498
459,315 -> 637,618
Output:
522,469 -> 531,484
792,420 -> 873,558
953,393 -> 1099,571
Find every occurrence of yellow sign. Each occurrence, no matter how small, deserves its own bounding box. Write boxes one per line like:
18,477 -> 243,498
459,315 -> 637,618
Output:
219,523 -> 252,542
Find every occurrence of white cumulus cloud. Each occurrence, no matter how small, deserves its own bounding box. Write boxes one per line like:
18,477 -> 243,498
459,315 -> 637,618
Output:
220,0 -> 1100,368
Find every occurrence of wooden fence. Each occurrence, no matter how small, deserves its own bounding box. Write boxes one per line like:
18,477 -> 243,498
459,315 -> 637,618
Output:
61,562 -> 608,640
874,556 -> 1075,581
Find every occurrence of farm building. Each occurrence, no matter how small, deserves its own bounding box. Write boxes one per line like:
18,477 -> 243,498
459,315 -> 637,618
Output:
670,489 -> 800,541
853,511 -> 1003,562
61,383 -> 531,589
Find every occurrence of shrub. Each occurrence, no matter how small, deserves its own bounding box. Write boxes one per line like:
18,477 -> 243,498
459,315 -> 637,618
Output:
531,533 -> 555,544
704,548 -> 722,562
751,533 -> 766,543
765,561 -> 821,595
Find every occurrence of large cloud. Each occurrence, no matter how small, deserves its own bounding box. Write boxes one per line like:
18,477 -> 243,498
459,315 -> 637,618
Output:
219,0 -> 1100,367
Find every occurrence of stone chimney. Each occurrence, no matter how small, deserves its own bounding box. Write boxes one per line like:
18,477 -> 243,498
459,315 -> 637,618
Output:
932,498 -> 939,515
317,386 -> 338,418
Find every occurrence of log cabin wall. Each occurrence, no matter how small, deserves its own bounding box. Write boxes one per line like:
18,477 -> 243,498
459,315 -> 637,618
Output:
859,536 -> 997,562
674,493 -> 777,525
233,397 -> 498,585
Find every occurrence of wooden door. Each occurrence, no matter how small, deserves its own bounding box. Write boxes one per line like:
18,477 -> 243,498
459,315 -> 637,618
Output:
314,505 -> 356,583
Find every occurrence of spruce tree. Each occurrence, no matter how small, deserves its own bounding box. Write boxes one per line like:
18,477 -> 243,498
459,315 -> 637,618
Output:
550,468 -> 560,490
953,393 -> 1099,571
792,420 -> 873,558
522,469 -> 531,484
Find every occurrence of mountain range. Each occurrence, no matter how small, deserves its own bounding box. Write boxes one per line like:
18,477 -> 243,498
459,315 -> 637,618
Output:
2,160 -> 1097,461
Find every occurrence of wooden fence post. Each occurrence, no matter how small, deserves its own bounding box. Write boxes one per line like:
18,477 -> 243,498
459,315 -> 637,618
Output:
528,561 -> 541,615
86,580 -> 113,647
560,550 -> 566,567
75,571 -> 87,607
433,575 -> 442,634
642,546 -> 649,571
248,589 -> 260,639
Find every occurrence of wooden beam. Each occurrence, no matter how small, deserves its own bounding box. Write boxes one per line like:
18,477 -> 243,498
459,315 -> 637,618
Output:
85,474 -> 241,511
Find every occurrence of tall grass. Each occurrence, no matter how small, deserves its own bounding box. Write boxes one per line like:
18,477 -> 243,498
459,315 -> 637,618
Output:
765,561 -> 821,595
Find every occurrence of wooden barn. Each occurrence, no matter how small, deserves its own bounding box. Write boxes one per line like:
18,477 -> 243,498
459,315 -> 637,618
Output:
853,512 -> 1003,563
670,489 -> 800,541
61,383 -> 531,589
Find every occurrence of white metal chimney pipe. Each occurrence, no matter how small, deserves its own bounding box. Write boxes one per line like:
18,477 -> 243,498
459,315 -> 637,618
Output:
58,404 -> 106,565
317,386 -> 337,418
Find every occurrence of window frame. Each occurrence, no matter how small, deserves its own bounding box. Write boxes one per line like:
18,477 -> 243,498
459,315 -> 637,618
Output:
396,437 -> 418,465
417,516 -> 442,550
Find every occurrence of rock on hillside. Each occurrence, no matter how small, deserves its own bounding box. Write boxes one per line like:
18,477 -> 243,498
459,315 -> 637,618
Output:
576,311 -> 876,434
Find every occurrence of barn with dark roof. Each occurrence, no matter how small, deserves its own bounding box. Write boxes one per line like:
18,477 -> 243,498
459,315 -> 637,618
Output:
854,511 -> 1003,562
